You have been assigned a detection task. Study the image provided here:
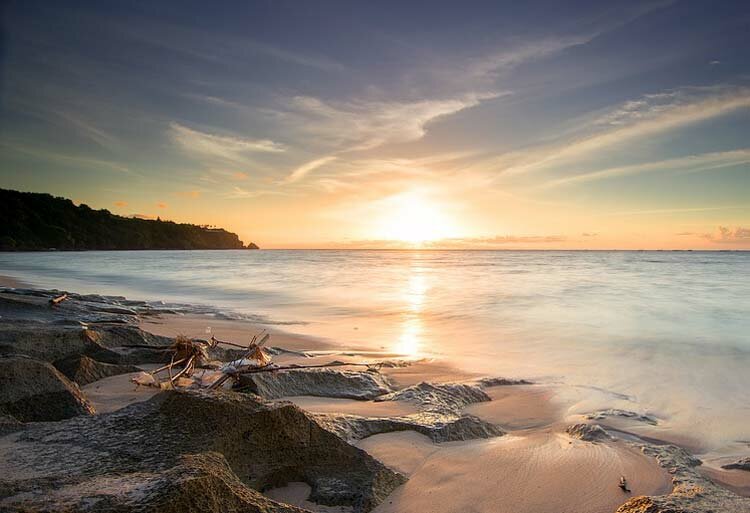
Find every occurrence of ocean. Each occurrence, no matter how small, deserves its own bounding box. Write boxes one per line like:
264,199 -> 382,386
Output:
1,249 -> 748,451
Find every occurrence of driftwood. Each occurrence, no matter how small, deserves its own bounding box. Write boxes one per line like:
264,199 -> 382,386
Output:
49,294 -> 69,306
132,332 -> 272,390
131,330 -> 384,392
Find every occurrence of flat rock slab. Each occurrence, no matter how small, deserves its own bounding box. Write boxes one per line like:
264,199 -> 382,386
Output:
237,368 -> 394,400
315,381 -> 504,444
722,457 -> 750,471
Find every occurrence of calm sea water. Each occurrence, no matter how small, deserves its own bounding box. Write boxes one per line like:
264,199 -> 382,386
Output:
1,250 -> 748,450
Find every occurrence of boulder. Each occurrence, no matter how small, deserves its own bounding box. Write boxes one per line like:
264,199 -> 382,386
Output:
315,381 -> 504,444
0,323 -> 118,363
565,423 -> 611,442
0,413 -> 22,435
314,411 -> 504,443
53,354 -> 141,386
478,376 -> 533,387
616,443 -> 750,513
374,381 -> 491,413
0,355 -> 95,422
722,457 -> 750,471
585,408 -> 658,426
236,368 -> 394,400
0,390 -> 405,512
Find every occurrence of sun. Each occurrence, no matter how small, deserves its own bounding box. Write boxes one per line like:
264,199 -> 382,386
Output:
375,192 -> 457,245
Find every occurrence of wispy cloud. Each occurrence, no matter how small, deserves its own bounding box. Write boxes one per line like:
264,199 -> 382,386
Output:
226,186 -> 291,199
113,201 -> 128,207
0,140 -> 132,174
429,235 -> 567,248
544,149 -> 750,187
277,92 -> 503,152
702,226 -> 750,244
328,234 -> 568,249
605,205 -> 750,216
478,86 -> 750,177
168,122 -> 285,163
283,156 -> 337,184
174,190 -> 202,199
115,18 -> 345,72
51,110 -> 121,151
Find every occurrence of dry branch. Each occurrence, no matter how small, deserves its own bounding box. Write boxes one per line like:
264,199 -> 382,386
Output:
49,294 -> 68,306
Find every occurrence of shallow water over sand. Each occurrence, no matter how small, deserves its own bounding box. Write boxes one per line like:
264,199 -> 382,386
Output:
1,249 -> 748,450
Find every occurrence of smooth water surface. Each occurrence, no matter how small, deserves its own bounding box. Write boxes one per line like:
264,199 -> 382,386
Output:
1,249 -> 748,450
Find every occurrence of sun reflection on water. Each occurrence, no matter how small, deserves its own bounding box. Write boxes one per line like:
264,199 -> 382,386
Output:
395,262 -> 427,356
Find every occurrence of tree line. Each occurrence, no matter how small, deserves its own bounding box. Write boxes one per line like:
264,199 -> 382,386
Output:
0,189 -> 258,251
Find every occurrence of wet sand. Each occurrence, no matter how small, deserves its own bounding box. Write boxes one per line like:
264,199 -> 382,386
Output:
366,432 -> 672,513
82,371 -> 161,414
0,275 -> 28,288
141,313 -> 332,352
64,309 -> 741,510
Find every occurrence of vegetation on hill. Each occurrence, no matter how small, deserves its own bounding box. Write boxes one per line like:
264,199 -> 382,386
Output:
0,189 -> 258,251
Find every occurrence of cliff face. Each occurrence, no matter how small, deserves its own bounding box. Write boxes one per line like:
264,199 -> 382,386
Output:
0,189 -> 257,250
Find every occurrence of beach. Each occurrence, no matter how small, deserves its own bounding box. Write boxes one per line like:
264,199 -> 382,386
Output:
142,307 -> 750,512
1,265 -> 750,512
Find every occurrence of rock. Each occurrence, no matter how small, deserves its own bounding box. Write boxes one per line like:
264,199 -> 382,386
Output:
374,382 -> 491,413
478,377 -> 533,387
565,423 -> 612,442
0,322 -> 118,362
0,390 -> 405,512
585,408 -> 658,426
316,381 -> 504,444
0,413 -> 23,435
722,457 -> 750,471
0,355 -> 95,422
314,411 -> 504,444
615,443 -> 750,513
236,368 -> 394,400
53,354 -> 141,386
93,324 -> 174,349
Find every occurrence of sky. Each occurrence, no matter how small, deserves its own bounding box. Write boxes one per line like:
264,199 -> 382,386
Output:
1,0 -> 749,249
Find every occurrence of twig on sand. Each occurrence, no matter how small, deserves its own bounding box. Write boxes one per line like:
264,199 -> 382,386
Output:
49,293 -> 68,306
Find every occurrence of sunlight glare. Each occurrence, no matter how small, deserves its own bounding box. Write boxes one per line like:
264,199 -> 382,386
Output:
376,192 -> 458,245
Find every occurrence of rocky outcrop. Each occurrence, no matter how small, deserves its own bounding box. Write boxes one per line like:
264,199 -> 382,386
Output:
53,354 -> 141,386
374,382 -> 491,412
314,411 -> 504,443
0,413 -> 23,435
237,368 -> 394,400
315,381 -> 504,444
565,423 -> 612,442
0,354 -> 95,422
722,457 -> 750,471
585,408 -> 658,426
0,322 -> 118,362
478,376 -> 533,387
0,390 -> 405,512
615,443 -> 750,513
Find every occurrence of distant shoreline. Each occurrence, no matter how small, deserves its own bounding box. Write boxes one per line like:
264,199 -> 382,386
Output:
3,248 -> 747,252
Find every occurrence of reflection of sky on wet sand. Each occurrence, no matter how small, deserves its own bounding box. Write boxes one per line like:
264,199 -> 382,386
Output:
395,265 -> 427,356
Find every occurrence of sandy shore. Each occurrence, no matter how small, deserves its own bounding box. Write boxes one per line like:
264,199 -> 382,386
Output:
2,284 -> 748,512
0,274 -> 28,288
140,310 -> 750,512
